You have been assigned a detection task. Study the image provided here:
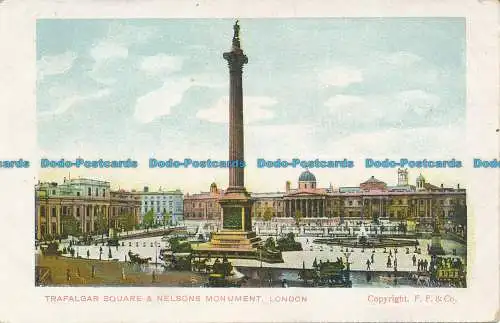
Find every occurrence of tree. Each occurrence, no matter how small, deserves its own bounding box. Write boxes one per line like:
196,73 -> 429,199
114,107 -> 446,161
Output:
118,213 -> 135,232
263,207 -> 274,222
294,210 -> 303,227
454,204 -> 467,227
96,211 -> 108,237
143,210 -> 155,232
61,214 -> 80,237
162,211 -> 172,228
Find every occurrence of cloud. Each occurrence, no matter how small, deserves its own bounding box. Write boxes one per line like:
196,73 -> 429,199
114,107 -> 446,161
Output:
134,78 -> 192,123
38,51 -> 77,81
322,122 -> 464,159
86,22 -> 159,85
395,90 -> 441,116
384,51 -> 422,66
87,41 -> 129,85
39,89 -> 111,117
318,65 -> 363,88
325,95 -> 365,110
139,54 -> 183,76
90,41 -> 129,61
196,96 -> 277,124
325,90 -> 442,128
106,22 -> 158,45
133,74 -> 221,123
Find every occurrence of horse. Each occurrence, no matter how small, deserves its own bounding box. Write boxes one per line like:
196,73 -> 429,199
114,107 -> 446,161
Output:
416,275 -> 430,286
192,258 -> 209,273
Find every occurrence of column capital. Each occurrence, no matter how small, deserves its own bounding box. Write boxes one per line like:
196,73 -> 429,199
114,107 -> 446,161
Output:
223,50 -> 248,72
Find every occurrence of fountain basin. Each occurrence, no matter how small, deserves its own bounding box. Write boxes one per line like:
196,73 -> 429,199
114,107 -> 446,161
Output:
313,237 -> 418,249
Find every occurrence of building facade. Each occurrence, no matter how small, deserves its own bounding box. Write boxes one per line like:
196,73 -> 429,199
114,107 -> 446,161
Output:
35,178 -> 141,240
183,183 -> 224,220
138,186 -> 184,225
183,169 -> 466,226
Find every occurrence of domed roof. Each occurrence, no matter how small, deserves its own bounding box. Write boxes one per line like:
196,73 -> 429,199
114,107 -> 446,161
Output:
299,170 -> 316,182
362,176 -> 385,184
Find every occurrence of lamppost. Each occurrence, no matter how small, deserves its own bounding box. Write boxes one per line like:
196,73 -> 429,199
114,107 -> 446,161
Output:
155,244 -> 159,268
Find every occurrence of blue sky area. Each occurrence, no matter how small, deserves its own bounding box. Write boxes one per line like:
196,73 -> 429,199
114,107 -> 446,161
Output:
36,18 -> 466,191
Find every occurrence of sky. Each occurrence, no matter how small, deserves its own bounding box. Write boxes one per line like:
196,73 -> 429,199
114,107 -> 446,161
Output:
36,18 -> 466,193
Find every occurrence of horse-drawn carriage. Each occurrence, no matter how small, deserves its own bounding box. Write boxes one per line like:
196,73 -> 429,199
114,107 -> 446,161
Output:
429,256 -> 465,287
409,256 -> 466,287
127,251 -> 151,265
299,259 -> 352,287
206,259 -> 245,287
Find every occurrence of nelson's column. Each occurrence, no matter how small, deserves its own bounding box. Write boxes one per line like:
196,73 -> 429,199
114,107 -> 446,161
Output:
193,21 -> 281,262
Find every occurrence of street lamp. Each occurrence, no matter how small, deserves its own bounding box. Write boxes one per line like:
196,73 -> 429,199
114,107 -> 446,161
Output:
155,244 -> 159,268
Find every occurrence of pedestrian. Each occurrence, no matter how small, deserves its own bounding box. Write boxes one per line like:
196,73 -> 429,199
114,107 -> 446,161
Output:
412,254 -> 416,266
366,259 -> 371,271
394,257 -> 398,268
87,250 -> 90,259
389,250 -> 392,257
387,256 -> 392,268
371,253 -> 374,264
66,268 -> 71,282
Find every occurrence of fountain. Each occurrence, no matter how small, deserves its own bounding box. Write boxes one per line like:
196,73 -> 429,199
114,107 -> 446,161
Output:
357,223 -> 369,245
313,222 -> 418,249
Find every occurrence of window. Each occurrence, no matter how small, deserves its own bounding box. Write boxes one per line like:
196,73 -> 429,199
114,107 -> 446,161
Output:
51,207 -> 56,217
76,192 -> 80,196
88,188 -> 91,196
102,189 -> 105,197
76,208 -> 80,217
349,201 -> 353,206
40,206 -> 46,217
95,188 -> 98,196
52,190 -> 56,195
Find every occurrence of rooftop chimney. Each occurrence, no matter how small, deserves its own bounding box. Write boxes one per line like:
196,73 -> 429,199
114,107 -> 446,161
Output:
144,186 -> 149,193
457,183 -> 460,189
441,183 -> 443,188
285,181 -> 291,193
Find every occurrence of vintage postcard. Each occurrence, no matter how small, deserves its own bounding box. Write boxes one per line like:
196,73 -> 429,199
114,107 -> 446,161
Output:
0,0 -> 498,322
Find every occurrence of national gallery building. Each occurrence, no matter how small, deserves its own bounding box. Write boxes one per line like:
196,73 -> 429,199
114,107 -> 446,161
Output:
183,169 -> 466,224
